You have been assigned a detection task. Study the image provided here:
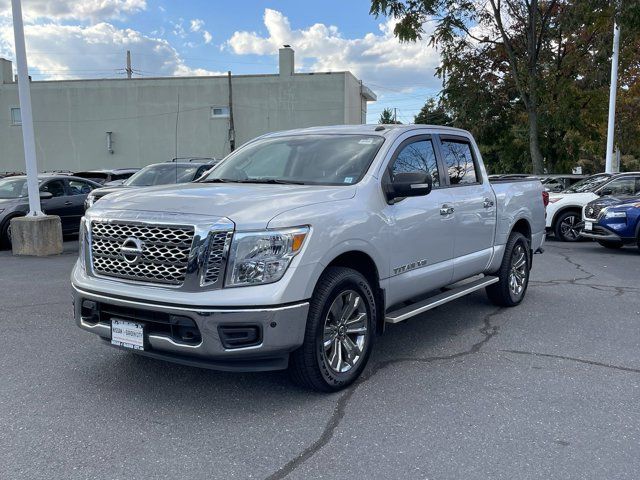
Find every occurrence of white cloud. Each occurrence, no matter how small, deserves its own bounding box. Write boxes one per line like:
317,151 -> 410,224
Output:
0,0 -> 146,21
190,19 -> 204,32
203,30 -> 212,44
0,22 -> 223,79
226,8 -> 442,90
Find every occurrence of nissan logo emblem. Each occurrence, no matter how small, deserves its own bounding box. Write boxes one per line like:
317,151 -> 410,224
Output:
120,237 -> 144,264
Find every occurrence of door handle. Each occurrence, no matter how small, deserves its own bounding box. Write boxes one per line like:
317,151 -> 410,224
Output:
483,198 -> 494,208
64,201 -> 73,206
440,204 -> 455,215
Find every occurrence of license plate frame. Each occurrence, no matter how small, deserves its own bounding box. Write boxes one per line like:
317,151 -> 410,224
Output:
111,319 -> 144,350
584,221 -> 593,231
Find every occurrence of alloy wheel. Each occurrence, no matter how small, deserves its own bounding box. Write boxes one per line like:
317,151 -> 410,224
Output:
322,290 -> 368,374
508,244 -> 527,297
559,215 -> 581,241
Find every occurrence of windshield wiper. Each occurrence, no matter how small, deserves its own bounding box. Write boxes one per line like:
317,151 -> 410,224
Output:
200,178 -> 239,183
236,178 -> 307,185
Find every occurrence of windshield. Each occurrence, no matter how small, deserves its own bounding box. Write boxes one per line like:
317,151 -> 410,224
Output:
124,164 -> 200,186
564,174 -> 610,193
201,134 -> 385,185
0,177 -> 30,199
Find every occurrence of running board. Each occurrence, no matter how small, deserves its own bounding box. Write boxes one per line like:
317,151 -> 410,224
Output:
385,276 -> 499,324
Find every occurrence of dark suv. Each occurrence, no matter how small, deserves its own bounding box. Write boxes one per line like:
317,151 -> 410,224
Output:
85,159 -> 219,209
0,174 -> 101,247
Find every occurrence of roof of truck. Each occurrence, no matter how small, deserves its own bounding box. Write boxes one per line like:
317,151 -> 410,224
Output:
261,124 -> 472,139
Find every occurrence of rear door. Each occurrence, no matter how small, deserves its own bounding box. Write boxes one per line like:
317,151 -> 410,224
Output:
436,135 -> 496,281
66,179 -> 98,232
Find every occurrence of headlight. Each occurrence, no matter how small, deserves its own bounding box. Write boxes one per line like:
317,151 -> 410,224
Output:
604,209 -> 626,219
226,227 -> 309,287
78,217 -> 88,269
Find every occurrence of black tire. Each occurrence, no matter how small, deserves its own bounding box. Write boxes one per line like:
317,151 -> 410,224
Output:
597,240 -> 624,249
289,267 -> 376,392
486,232 -> 531,307
0,217 -> 15,249
554,210 -> 582,242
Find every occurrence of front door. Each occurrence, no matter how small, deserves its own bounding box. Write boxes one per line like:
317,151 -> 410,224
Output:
39,179 -> 73,230
66,179 -> 98,232
383,135 -> 455,307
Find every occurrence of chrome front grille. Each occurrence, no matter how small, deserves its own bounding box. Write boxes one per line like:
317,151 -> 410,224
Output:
90,221 -> 195,285
202,231 -> 233,286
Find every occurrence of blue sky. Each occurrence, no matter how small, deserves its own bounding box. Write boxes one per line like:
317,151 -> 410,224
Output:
0,0 -> 443,123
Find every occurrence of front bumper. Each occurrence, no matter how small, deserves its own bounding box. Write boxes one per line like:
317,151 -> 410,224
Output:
73,285 -> 309,372
580,224 -> 624,242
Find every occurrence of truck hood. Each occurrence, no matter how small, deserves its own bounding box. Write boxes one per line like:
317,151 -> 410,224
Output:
92,182 -> 357,229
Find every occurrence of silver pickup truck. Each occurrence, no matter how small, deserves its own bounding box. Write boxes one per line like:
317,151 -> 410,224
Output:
72,125 -> 546,391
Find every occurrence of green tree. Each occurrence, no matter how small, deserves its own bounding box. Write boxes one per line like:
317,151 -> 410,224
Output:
378,107 -> 402,124
370,0 -> 639,174
414,97 -> 452,125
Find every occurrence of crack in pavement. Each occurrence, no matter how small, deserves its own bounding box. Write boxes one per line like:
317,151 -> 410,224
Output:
501,350 -> 640,374
264,307 -> 503,480
529,280 -> 640,294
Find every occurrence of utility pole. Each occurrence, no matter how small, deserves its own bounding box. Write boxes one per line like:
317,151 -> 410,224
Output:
605,21 -> 620,173
227,71 -> 235,152
126,50 -> 132,79
393,107 -> 397,124
11,0 -> 41,216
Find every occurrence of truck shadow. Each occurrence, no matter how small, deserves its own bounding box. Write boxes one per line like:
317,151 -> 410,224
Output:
79,292 -> 499,408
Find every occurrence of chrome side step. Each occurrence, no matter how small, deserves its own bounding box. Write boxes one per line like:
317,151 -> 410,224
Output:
385,276 -> 499,324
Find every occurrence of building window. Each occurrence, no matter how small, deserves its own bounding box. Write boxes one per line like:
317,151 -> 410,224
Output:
11,107 -> 21,125
211,106 -> 230,118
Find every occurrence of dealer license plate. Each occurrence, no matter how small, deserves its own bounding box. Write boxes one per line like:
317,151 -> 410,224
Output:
584,221 -> 593,231
111,319 -> 144,350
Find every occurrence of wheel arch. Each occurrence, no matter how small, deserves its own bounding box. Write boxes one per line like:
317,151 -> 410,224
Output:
551,205 -> 582,229
322,250 -> 386,336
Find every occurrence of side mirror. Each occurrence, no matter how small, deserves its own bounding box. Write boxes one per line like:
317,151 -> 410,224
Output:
39,191 -> 53,200
386,172 -> 432,202
599,188 -> 613,196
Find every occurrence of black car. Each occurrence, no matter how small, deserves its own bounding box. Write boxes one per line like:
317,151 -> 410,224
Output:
85,159 -> 219,209
73,168 -> 140,186
0,174 -> 102,247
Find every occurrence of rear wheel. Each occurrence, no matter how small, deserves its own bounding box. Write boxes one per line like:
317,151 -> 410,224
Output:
0,218 -> 15,249
289,267 -> 376,392
486,232 -> 530,307
554,211 -> 582,242
597,240 -> 624,249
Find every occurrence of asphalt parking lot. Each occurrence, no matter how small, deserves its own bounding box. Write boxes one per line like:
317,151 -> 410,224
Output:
1,239 -> 639,480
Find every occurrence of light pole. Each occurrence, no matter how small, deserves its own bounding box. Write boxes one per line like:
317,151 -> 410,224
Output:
605,21 -> 620,174
11,0 -> 42,215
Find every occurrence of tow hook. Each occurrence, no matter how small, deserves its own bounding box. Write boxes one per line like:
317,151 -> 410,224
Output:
534,247 -> 544,254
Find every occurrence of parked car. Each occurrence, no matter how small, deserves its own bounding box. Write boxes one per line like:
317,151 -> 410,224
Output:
73,168 -> 140,186
0,174 -> 101,247
540,174 -> 586,193
72,125 -> 546,391
84,159 -> 219,209
581,195 -> 640,250
545,172 -> 636,241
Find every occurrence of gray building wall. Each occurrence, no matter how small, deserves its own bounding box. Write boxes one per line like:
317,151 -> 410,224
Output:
0,49 -> 376,172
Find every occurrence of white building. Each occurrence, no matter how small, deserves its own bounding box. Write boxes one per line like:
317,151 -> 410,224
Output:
0,47 -> 376,172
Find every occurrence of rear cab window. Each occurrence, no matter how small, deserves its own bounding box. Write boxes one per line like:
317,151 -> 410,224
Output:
439,138 -> 479,186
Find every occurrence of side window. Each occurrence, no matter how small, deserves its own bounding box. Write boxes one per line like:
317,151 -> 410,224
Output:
605,177 -> 635,196
391,140 -> 440,188
67,179 -> 95,195
440,140 -> 478,185
40,180 -> 66,197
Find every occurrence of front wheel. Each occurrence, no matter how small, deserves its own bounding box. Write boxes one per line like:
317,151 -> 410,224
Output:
554,211 -> 582,242
486,232 -> 531,307
289,267 -> 376,392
